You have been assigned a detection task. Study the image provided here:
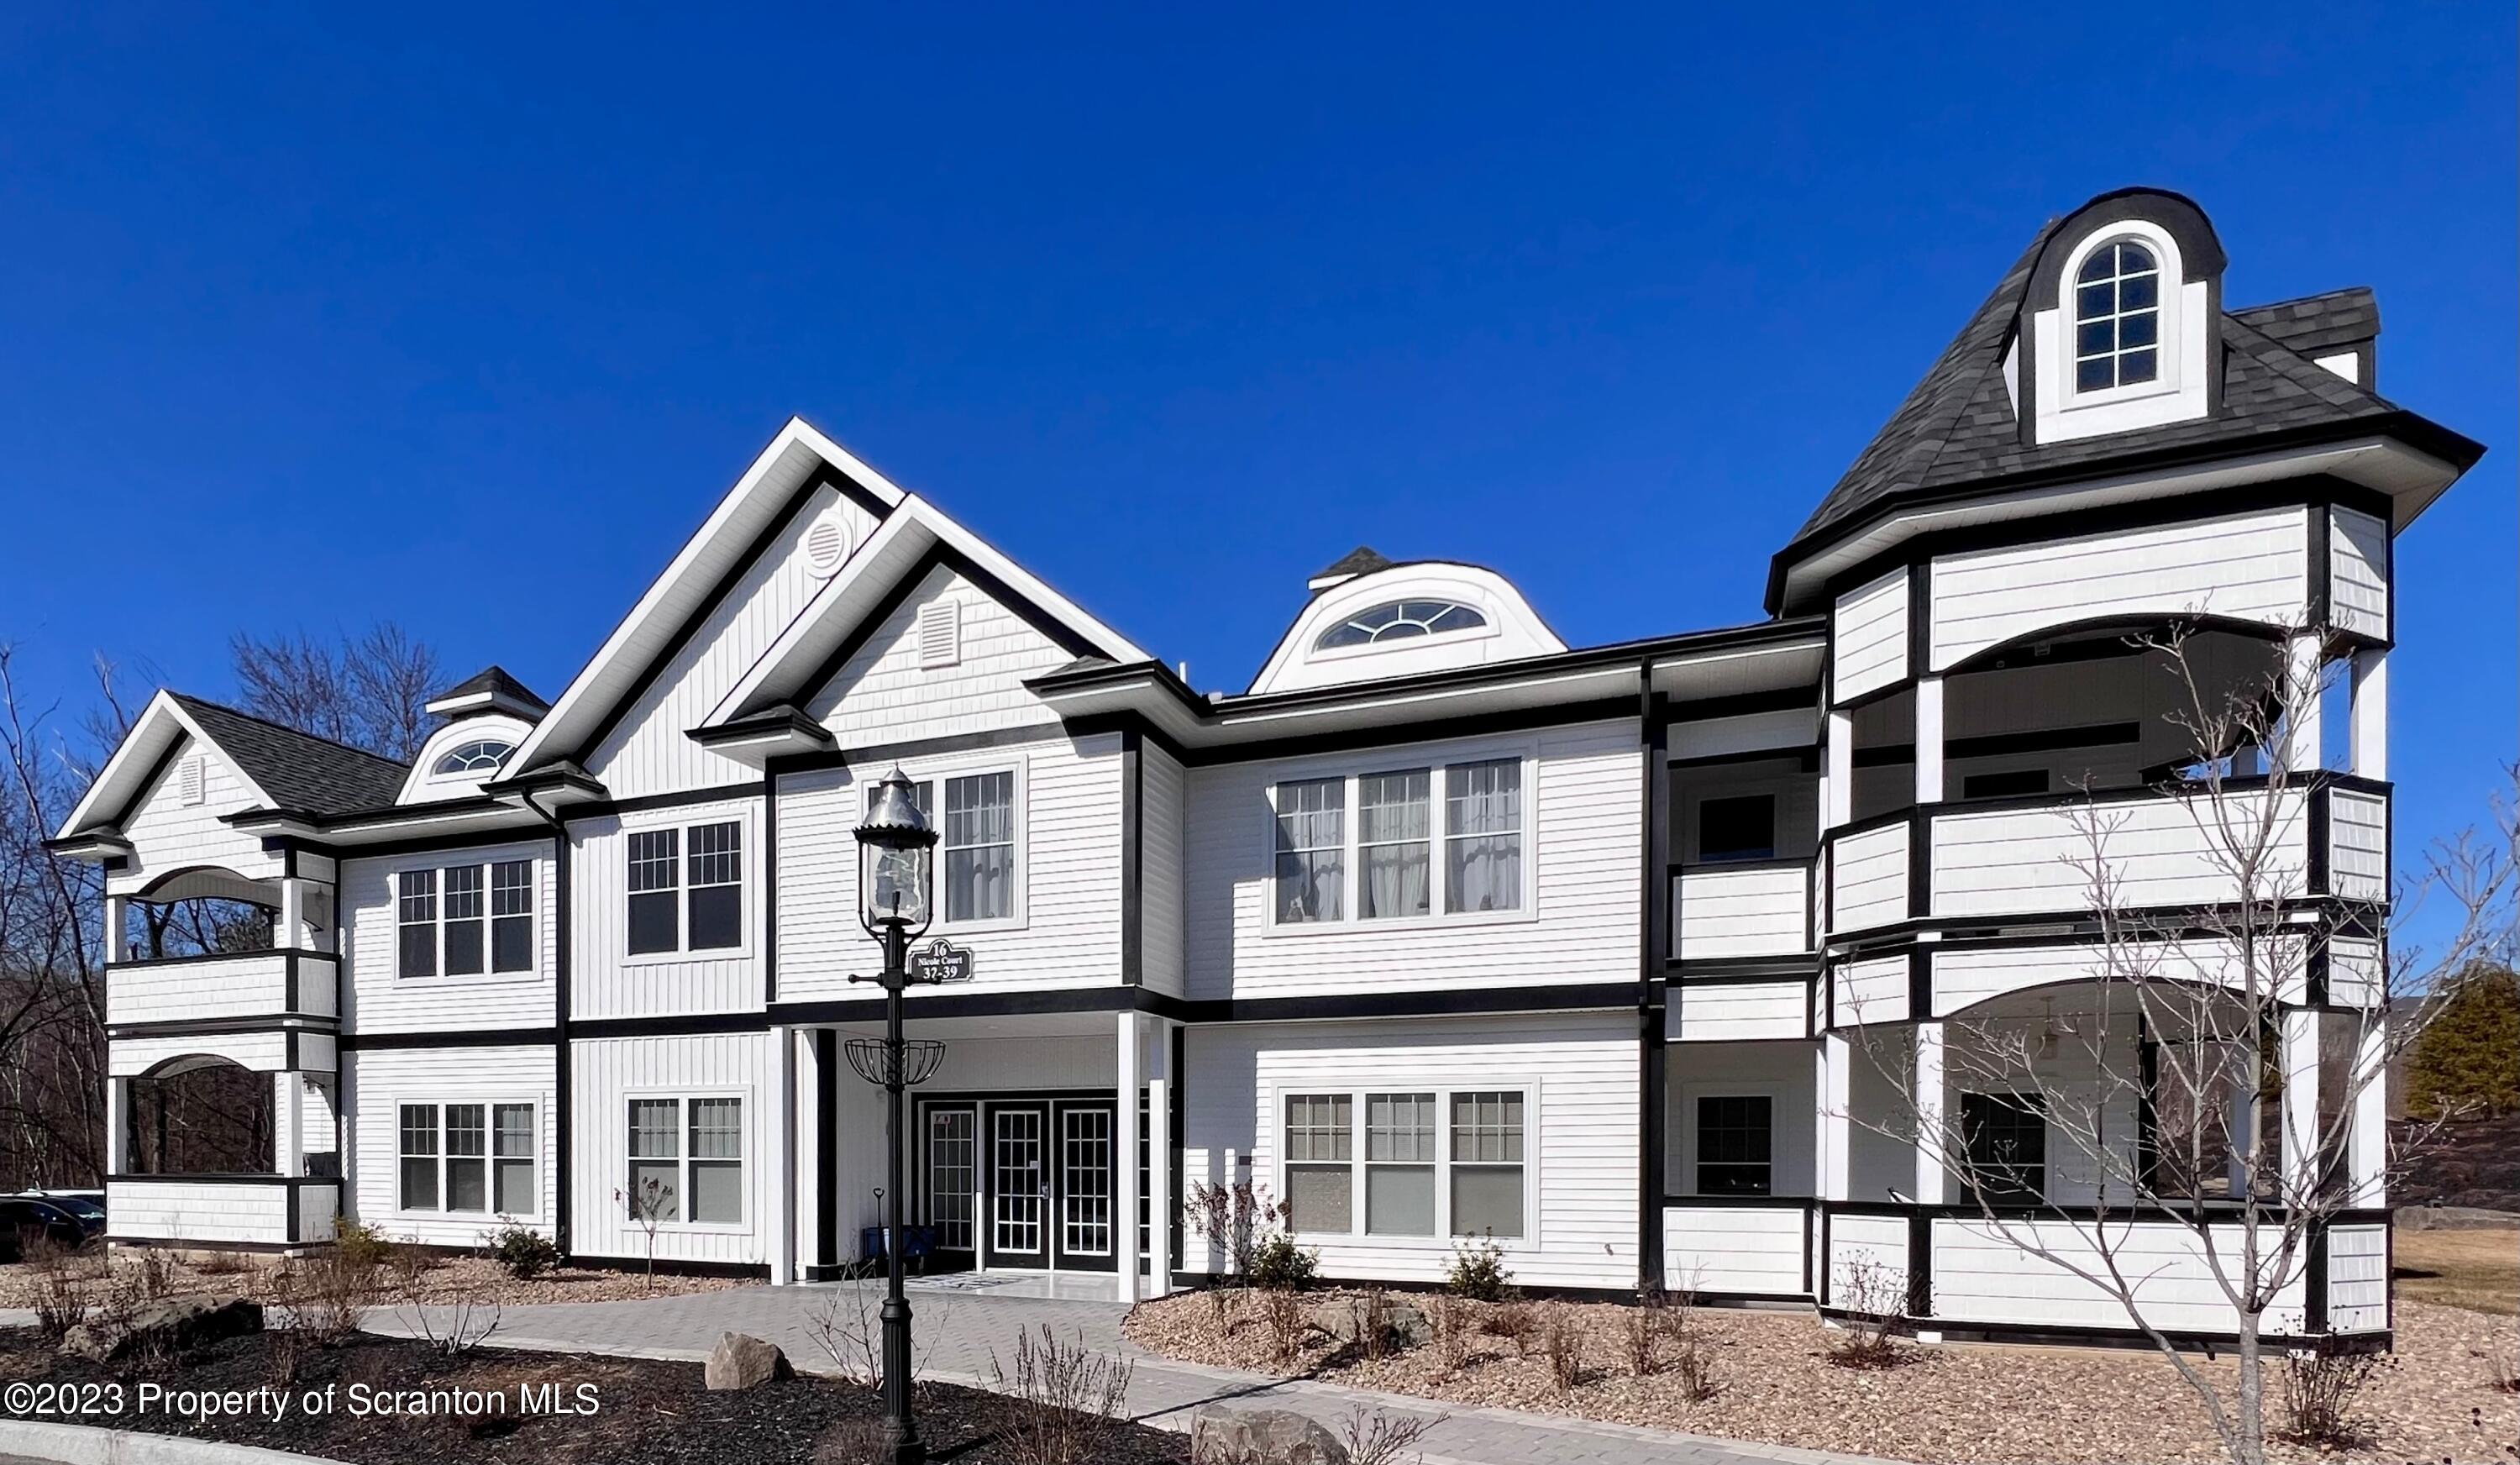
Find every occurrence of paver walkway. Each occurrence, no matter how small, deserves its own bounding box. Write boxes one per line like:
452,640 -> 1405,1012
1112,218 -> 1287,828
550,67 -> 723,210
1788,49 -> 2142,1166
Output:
365,1282 -> 1885,1465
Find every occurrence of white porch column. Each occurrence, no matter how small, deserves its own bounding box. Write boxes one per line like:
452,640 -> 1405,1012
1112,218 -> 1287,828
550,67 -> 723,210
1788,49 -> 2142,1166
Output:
103,1075 -> 126,1177
2347,1018 -> 2388,1206
1148,1023 -> 1173,1294
2349,648 -> 2388,780
1824,709 -> 1854,830
276,1071 -> 304,1178
769,1024 -> 797,1285
1913,1021 -> 1945,1205
1819,1034 -> 1851,1201
796,1030 -> 822,1277
2277,632 -> 2325,774
278,878 -> 308,951
1914,676 -> 1945,806
1116,1011 -> 1144,1302
2280,1010 -> 2322,1199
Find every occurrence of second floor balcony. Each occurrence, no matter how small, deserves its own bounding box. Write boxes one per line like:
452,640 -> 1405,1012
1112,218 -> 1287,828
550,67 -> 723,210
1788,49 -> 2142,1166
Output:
107,948 -> 340,1029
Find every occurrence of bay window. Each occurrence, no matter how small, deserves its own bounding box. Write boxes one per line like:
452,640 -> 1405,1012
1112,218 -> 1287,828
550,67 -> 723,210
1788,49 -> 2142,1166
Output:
1270,755 -> 1528,927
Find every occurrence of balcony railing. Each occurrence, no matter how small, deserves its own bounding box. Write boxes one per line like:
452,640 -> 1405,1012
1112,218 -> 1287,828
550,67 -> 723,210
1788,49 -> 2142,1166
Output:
106,949 -> 338,1028
1821,776 -> 2387,940
1671,859 -> 1814,960
105,1175 -> 339,1247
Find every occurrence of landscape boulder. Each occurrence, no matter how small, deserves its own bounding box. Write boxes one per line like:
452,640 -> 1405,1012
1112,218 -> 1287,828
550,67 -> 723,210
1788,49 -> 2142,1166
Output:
1190,1404 -> 1349,1465
1305,1294 -> 1430,1348
60,1296 -> 264,1363
704,1331 -> 792,1390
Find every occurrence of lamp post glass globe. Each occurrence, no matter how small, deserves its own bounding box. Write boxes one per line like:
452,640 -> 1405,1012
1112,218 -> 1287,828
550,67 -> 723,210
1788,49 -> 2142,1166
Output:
855,767 -> 936,933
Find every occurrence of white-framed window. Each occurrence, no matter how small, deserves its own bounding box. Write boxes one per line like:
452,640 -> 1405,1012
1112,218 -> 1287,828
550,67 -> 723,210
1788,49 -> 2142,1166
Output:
865,765 -> 1026,931
624,818 -> 745,958
430,739 -> 514,777
2036,219 -> 2201,444
1278,1083 -> 1531,1242
1269,755 -> 1530,928
397,858 -> 535,979
2073,240 -> 2160,393
625,1095 -> 746,1226
1314,599 -> 1490,652
397,1100 -> 537,1216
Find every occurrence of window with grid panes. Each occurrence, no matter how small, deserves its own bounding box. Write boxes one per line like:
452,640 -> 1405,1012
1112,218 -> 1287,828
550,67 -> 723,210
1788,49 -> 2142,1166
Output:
443,866 -> 486,975
1694,1095 -> 1772,1196
942,772 -> 1015,922
1273,778 -> 1347,922
686,822 -> 741,949
1283,1094 -> 1352,1232
490,860 -> 533,972
1450,1091 -> 1525,1237
1364,1092 -> 1437,1235
1444,760 -> 1522,913
398,1104 -> 439,1209
397,871 -> 438,978
1357,773 -> 1431,920
627,831 -> 680,954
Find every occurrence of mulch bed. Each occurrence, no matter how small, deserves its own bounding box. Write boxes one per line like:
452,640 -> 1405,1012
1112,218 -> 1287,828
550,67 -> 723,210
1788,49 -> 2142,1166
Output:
1126,1289 -> 2520,1464
0,1254 -> 742,1310
0,1326 -> 1188,1465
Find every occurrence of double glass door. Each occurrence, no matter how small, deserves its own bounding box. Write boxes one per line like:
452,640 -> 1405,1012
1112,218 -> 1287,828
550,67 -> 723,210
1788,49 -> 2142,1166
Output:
919,1096 -> 1116,1271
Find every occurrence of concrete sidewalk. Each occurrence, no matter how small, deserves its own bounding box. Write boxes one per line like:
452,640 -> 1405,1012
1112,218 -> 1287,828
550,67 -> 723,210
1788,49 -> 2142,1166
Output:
362,1282 -> 1882,1465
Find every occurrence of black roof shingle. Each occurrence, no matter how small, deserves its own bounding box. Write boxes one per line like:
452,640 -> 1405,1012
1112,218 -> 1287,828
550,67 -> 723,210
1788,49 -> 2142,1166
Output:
171,695 -> 412,817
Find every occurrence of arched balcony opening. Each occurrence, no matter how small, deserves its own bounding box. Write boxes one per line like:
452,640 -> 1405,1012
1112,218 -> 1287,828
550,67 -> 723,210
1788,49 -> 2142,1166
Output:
118,864 -> 331,961
123,1056 -> 274,1177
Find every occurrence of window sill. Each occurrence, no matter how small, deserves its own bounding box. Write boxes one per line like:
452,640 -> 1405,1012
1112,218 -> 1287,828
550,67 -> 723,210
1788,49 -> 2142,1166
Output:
396,969 -> 543,985
391,1210 -> 541,1225
933,916 -> 1028,938
1262,906 -> 1539,939
1289,1231 -> 1533,1250
622,944 -> 753,969
639,1221 -> 753,1237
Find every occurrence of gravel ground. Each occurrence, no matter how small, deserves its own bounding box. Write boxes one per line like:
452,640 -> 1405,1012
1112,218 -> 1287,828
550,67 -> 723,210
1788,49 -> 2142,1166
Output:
0,1253 -> 739,1309
1124,1290 -> 2520,1464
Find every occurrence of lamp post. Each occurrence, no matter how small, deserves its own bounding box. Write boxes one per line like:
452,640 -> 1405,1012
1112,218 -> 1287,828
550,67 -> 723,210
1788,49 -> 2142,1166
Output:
849,768 -> 944,1465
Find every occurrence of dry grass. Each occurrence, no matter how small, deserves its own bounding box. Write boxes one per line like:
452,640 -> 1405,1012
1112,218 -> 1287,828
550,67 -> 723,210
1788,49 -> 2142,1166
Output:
2392,1224 -> 2519,1315
1126,1289 -> 2520,1464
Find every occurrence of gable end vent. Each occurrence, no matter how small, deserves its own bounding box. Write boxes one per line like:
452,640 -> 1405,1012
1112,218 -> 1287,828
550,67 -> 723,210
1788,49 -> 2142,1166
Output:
917,601 -> 962,669
805,512 -> 852,578
177,754 -> 206,807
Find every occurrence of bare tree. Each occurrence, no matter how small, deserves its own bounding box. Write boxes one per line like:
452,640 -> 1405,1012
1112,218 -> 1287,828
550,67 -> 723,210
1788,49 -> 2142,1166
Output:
230,622 -> 442,762
1840,627 -> 2515,1465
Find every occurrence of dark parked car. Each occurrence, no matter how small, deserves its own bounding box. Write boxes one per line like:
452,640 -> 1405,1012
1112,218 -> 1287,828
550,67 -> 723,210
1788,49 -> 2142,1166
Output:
0,1197 -> 93,1261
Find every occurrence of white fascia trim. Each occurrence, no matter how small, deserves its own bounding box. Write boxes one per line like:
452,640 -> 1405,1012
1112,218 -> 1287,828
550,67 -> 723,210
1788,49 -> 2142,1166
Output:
702,508 -> 929,725
507,417 -> 902,777
910,496 -> 1148,664
57,690 -> 281,838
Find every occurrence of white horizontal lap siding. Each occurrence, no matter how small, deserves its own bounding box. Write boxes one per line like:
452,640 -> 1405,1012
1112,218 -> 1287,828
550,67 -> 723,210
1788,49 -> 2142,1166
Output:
2328,507 -> 2390,642
571,1032 -> 776,1268
112,1031 -> 290,1078
342,843 -> 558,1034
572,799 -> 761,1020
108,953 -> 292,1027
1183,1015 -> 1635,1289
108,737 -> 282,898
2328,790 -> 2388,901
1932,790 -> 2307,919
1827,1213 -> 1908,1310
1139,743 -> 1186,996
1828,823 -> 1908,935
587,482 -> 869,800
2326,936 -> 2386,1010
2326,1225 -> 2387,1333
1181,720 -> 1639,1000
1664,1205 -> 1804,1295
1832,956 -> 1907,1026
295,1184 -> 340,1242
342,1046 -> 559,1247
773,737 -> 1123,1005
1670,981 -> 1806,1042
1667,707 -> 1816,763
107,1180 -> 293,1244
1831,569 -> 1908,705
807,566 -> 1079,748
1932,937 -> 2269,1016
1930,1217 -> 2302,1333
1676,864 -> 1809,958
1929,507 -> 2310,671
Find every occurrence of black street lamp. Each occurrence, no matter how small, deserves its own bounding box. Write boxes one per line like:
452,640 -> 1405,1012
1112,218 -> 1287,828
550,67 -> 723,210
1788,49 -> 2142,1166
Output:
848,767 -> 945,1465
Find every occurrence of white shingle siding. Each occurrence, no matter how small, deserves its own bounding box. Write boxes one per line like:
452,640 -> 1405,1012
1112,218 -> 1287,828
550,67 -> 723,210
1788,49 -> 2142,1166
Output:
1929,507 -> 2310,671
2326,1224 -> 2388,1332
1827,1213 -> 1909,1310
1665,1205 -> 1805,1295
1674,864 -> 1809,958
108,951 -> 331,1027
113,1031 -> 292,1078
1832,954 -> 1908,1025
1930,788 -> 2309,919
108,736 -> 281,899
1184,1015 -> 1635,1289
341,842 -> 559,1033
1828,822 -> 1909,934
1930,1217 -> 2307,1333
107,1179 -> 315,1246
806,565 -> 1076,748
1668,980 -> 1806,1042
1181,719 -> 1639,1001
570,1032 -> 777,1268
2329,789 -> 2389,901
1931,936 -> 2281,1016
342,1045 -> 558,1246
2328,506 -> 2390,641
1830,567 -> 1909,704
2327,935 -> 2386,1009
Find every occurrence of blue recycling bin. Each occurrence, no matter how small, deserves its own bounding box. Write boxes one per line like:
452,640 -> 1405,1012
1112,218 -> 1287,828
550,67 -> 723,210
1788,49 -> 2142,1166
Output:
858,1223 -> 939,1269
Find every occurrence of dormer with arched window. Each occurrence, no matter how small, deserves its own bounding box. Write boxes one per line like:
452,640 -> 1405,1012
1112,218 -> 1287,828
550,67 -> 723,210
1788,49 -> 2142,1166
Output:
397,665 -> 549,804
2024,190 -> 2224,445
1247,550 -> 1565,694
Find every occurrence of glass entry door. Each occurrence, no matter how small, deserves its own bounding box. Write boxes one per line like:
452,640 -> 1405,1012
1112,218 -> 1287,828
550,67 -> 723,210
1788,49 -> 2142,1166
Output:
985,1102 -> 1051,1268
1053,1099 -> 1116,1271
921,1103 -> 979,1270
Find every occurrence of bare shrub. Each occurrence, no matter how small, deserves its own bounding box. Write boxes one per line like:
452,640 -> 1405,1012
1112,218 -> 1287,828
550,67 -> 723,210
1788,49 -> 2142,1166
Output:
275,1249 -> 379,1343
1824,1256 -> 1906,1370
1184,1173 -> 1289,1280
266,1319 -> 307,1386
1339,1404 -> 1442,1465
1258,1286 -> 1310,1363
26,1237 -> 90,1342
1425,1293 -> 1470,1377
615,1178 -> 673,1291
987,1325 -> 1134,1465
1672,1332 -> 1719,1404
808,1285 -> 881,1388
1204,1284 -> 1236,1331
190,1249 -> 257,1277
1348,1290 -> 1400,1362
2276,1347 -> 2390,1449
1620,1300 -> 1660,1378
134,1249 -> 176,1300
1483,1298 -> 1538,1358
1541,1305 -> 1583,1393
391,1258 -> 498,1357
815,1415 -> 906,1464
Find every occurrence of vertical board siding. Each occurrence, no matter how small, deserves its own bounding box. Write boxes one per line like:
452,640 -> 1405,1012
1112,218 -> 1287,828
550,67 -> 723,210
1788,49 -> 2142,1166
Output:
343,843 -> 559,1033
1663,1205 -> 1806,1294
2328,790 -> 2389,901
108,736 -> 283,899
107,1180 -> 297,1245
2328,507 -> 2390,642
806,565 -> 1078,748
1931,789 -> 2307,919
572,798 -> 763,1020
1930,1217 -> 2305,1333
1180,720 -> 1641,1001
2326,1224 -> 2388,1332
1929,507 -> 2309,671
587,483 -> 873,800
342,1046 -> 559,1245
1676,864 -> 1810,958
1828,1214 -> 1909,1310
570,1032 -> 777,1267
1670,980 -> 1809,1042
1831,568 -> 1910,705
1829,823 -> 1909,935
1139,744 -> 1187,996
774,735 -> 1123,1005
1832,955 -> 1909,1025
1182,1016 -> 1636,1289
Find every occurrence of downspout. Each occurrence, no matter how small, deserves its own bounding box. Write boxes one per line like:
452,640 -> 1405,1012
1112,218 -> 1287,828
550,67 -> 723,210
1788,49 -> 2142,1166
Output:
517,787 -> 575,1258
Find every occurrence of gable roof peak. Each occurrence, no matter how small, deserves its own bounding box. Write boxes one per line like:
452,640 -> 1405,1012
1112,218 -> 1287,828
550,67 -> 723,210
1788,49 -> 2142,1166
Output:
427,664 -> 549,721
1307,545 -> 1393,591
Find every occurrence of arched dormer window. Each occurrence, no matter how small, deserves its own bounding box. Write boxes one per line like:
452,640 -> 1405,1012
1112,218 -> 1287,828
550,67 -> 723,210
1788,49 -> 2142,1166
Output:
1314,599 -> 1488,651
2074,241 -> 2160,392
431,739 -> 513,776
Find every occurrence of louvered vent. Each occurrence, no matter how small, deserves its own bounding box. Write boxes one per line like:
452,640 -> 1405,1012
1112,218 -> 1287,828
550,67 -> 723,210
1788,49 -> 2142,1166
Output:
177,754 -> 206,806
804,512 -> 852,577
917,601 -> 962,669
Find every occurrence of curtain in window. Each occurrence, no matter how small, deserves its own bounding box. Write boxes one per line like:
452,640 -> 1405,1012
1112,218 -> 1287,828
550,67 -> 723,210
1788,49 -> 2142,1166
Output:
1445,760 -> 1522,913
943,772 -> 1016,922
1273,779 -> 1346,922
1357,771 -> 1430,920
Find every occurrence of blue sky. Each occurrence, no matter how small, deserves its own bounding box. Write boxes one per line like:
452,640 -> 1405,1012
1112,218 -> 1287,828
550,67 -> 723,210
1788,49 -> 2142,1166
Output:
2,5 -> 2510,944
